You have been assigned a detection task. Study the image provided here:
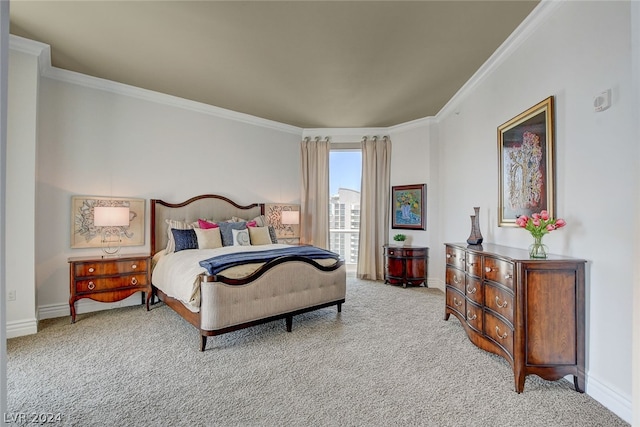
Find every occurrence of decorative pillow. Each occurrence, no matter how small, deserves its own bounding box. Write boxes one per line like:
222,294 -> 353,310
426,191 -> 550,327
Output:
252,215 -> 267,227
248,226 -> 272,245
171,228 -> 199,252
232,228 -> 251,246
230,217 -> 258,227
198,219 -> 219,229
268,225 -> 278,244
165,219 -> 194,253
194,227 -> 222,249
218,221 -> 248,246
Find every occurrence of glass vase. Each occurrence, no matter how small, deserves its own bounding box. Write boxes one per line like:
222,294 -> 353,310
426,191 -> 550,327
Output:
529,235 -> 548,258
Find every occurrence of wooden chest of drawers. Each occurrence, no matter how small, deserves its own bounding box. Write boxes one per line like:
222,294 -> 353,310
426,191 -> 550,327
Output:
444,243 -> 586,393
68,253 -> 152,323
383,245 -> 429,287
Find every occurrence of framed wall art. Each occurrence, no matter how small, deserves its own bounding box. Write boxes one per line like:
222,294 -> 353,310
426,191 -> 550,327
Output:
265,203 -> 300,239
498,96 -> 555,227
391,184 -> 426,230
71,196 -> 145,248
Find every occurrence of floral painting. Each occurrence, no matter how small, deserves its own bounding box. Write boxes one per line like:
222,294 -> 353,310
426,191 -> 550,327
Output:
71,196 -> 145,248
392,184 -> 426,230
498,96 -> 555,226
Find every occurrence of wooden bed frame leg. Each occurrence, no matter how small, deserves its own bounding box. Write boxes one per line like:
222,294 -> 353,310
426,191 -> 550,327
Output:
285,316 -> 292,332
200,335 -> 207,352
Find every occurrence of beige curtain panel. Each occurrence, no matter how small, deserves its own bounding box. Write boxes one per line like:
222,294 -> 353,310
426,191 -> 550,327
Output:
357,136 -> 391,280
299,137 -> 330,249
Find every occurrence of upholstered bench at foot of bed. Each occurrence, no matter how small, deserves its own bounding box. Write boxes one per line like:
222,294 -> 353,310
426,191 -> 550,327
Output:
198,261 -> 346,350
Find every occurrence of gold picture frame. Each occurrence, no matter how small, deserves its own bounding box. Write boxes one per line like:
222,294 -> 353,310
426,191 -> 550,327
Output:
498,96 -> 555,227
71,196 -> 145,248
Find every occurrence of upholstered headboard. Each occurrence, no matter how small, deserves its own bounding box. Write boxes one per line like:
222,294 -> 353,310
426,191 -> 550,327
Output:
150,194 -> 264,255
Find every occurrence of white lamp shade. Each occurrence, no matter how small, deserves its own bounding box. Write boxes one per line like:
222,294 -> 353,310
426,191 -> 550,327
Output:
281,210 -> 299,225
94,206 -> 130,227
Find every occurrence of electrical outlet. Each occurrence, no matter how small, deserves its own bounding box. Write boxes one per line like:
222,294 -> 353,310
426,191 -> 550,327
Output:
7,290 -> 16,301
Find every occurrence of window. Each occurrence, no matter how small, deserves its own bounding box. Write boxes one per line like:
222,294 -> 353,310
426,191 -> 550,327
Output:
329,150 -> 361,268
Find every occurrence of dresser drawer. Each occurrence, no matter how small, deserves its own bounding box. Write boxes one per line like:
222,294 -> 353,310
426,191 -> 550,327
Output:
465,276 -> 483,305
446,266 -> 466,294
445,287 -> 465,317
485,310 -> 514,358
484,256 -> 514,290
465,252 -> 482,278
445,246 -> 465,269
75,274 -> 148,293
466,301 -> 483,333
484,282 -> 514,324
74,259 -> 148,277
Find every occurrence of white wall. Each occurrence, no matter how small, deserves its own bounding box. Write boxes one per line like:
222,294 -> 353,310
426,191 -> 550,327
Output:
631,1 -> 640,424
0,0 -> 9,417
34,77 -> 302,318
6,48 -> 38,337
436,1 -> 634,421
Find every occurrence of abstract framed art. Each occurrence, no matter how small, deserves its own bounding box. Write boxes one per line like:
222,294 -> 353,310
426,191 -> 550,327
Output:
391,184 -> 426,230
71,196 -> 145,248
498,96 -> 555,227
265,203 -> 300,239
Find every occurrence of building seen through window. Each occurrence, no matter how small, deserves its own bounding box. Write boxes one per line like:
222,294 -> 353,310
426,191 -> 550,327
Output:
329,150 -> 361,269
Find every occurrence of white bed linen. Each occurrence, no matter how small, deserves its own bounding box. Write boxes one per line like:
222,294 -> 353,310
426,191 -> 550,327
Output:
152,244 -> 338,312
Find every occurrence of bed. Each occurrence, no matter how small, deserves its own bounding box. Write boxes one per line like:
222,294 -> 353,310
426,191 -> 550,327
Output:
150,194 -> 346,350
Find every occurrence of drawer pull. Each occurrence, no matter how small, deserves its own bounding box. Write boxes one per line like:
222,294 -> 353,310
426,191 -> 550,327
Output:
466,285 -> 476,294
88,267 -> 95,273
453,275 -> 462,285
467,311 -> 477,320
495,296 -> 508,308
453,297 -> 463,307
131,264 -> 138,270
495,326 -> 508,339
485,266 -> 494,273
87,281 -> 95,290
504,273 -> 512,279
131,277 -> 138,285
446,254 -> 451,259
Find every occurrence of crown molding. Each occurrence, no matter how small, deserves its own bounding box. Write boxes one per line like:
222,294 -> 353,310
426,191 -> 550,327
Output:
9,35 -> 51,75
9,35 -> 302,136
436,0 -> 563,121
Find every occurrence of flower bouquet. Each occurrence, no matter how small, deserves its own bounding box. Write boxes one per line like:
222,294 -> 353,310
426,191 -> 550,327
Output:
515,210 -> 566,258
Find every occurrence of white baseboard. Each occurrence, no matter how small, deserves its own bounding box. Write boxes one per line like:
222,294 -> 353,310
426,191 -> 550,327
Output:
586,374 -> 632,424
6,318 -> 38,339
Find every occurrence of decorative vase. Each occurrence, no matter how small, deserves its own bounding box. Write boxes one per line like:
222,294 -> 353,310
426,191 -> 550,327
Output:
529,235 -> 548,258
466,207 -> 483,245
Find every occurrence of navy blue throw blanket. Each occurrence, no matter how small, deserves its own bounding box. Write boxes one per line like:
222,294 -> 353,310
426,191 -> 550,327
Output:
199,246 -> 341,275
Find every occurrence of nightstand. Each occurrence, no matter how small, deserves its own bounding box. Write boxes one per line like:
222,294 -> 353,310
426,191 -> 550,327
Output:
68,253 -> 152,323
383,245 -> 429,288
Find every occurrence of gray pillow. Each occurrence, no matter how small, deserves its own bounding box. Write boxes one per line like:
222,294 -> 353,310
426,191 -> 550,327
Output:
218,221 -> 248,246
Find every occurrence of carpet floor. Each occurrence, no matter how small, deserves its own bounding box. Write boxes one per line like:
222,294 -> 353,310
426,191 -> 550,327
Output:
7,276 -> 628,426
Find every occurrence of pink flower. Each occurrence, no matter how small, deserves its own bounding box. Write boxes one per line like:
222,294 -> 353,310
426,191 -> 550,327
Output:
516,216 -> 528,227
555,218 -> 566,228
532,213 -> 541,220
540,210 -> 549,220
546,224 -> 556,231
532,218 -> 540,227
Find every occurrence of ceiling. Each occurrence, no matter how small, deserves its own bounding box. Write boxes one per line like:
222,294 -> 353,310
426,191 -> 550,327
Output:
9,1 -> 539,129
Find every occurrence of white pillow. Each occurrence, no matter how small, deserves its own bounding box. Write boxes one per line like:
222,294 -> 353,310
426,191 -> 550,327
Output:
194,228 -> 222,249
165,219 -> 194,254
232,228 -> 251,246
248,226 -> 272,245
